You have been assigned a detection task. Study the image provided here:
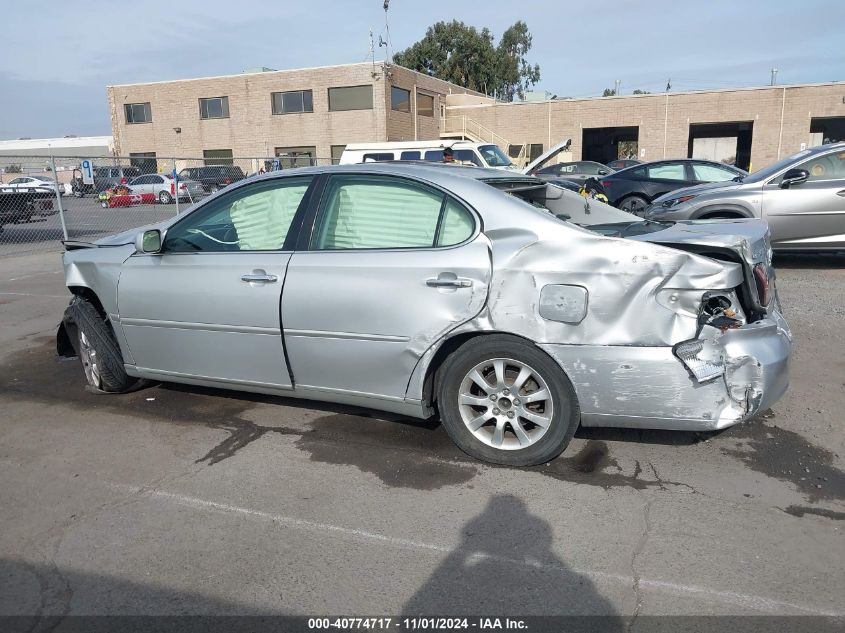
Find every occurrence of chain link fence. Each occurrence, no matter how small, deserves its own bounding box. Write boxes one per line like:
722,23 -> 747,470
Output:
0,154 -> 333,257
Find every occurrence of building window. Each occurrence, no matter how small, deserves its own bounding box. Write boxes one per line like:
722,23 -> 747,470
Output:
331,145 -> 346,165
529,144 -> 544,161
203,149 -> 234,166
125,103 -> 152,124
272,146 -> 317,169
417,92 -> 434,117
328,85 -> 373,112
129,152 -> 157,174
391,86 -> 411,113
271,90 -> 313,115
199,97 -> 229,119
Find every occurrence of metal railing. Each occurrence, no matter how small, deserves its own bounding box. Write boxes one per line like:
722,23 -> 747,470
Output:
439,115 -> 511,148
0,154 -> 334,257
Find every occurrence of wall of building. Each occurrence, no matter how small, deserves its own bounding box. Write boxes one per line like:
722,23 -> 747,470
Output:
109,63 -> 482,161
444,83 -> 845,170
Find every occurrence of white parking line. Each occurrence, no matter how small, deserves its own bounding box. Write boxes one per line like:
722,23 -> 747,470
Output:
7,270 -> 62,281
109,483 -> 843,617
0,291 -> 68,298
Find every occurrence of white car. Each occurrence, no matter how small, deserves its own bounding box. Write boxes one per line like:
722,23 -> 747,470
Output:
1,175 -> 60,195
127,174 -> 206,204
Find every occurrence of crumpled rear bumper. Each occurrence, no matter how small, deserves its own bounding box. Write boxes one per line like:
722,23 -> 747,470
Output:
539,311 -> 792,431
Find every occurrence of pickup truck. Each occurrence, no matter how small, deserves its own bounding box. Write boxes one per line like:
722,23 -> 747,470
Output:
0,189 -> 56,232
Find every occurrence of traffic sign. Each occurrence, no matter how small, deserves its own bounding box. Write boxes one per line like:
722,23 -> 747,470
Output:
81,160 -> 94,185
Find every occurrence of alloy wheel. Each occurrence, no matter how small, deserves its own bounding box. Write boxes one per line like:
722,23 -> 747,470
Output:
457,358 -> 554,450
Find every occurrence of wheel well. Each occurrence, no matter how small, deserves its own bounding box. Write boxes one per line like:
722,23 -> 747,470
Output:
421,331 -> 551,412
699,210 -> 744,219
68,286 -> 106,318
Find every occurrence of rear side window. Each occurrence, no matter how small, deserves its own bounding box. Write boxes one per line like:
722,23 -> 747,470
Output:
400,151 -> 421,160
362,153 -> 394,162
424,150 -> 444,161
647,163 -> 686,180
312,176 -> 474,250
437,200 -> 474,246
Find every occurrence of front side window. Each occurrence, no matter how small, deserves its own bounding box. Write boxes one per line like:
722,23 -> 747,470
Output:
271,90 -> 314,115
417,93 -> 434,117
647,163 -> 686,180
692,163 -> 740,182
391,86 -> 411,113
163,177 -> 312,252
312,175 -> 474,250
453,149 -> 482,166
328,85 -> 373,111
794,150 -> 845,182
199,97 -> 230,119
124,102 -> 151,124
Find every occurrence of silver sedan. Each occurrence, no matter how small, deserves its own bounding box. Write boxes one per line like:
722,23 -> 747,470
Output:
57,164 -> 791,465
127,173 -> 205,204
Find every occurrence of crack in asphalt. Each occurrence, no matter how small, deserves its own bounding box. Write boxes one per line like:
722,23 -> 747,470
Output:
626,499 -> 653,632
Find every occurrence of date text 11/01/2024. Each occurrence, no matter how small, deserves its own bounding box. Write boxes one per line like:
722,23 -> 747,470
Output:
308,617 -> 528,630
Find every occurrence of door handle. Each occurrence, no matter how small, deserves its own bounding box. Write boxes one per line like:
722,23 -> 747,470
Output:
241,270 -> 278,283
426,276 -> 472,288
836,189 -> 845,197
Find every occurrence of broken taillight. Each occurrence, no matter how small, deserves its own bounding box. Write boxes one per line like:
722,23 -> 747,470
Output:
753,263 -> 770,307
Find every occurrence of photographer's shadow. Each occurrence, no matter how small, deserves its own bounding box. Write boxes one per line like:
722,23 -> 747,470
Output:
403,494 -> 622,622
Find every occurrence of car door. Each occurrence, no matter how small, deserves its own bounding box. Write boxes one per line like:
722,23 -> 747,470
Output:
282,173 -> 491,402
116,175 -> 315,388
762,149 -> 845,249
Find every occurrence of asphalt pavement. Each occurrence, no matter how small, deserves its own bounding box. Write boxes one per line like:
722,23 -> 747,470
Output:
0,249 -> 842,627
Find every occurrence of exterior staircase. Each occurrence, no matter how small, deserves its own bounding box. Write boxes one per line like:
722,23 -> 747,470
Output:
439,115 -> 528,167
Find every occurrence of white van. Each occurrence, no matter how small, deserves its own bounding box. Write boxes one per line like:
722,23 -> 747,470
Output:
339,141 -> 518,170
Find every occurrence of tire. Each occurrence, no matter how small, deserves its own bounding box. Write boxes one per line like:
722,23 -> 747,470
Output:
73,189 -> 84,198
158,190 -> 173,204
618,195 -> 649,216
66,297 -> 138,393
436,335 -> 580,466
209,185 -> 220,193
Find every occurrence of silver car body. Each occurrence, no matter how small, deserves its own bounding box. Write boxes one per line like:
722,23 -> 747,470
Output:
128,174 -> 205,201
645,142 -> 845,251
60,164 -> 791,432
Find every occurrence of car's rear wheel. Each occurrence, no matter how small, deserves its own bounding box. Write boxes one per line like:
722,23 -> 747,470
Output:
618,195 -> 649,216
436,335 -> 579,466
66,297 -> 138,393
158,190 -> 172,204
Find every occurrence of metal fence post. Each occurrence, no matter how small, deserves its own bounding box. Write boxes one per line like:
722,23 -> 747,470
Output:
173,157 -> 180,216
50,155 -> 69,241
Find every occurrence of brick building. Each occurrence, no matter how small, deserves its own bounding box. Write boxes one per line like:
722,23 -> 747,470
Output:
108,62 -> 481,169
108,62 -> 845,173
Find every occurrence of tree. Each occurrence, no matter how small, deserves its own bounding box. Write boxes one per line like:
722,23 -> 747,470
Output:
632,89 -> 651,95
602,88 -> 616,97
393,20 -> 540,101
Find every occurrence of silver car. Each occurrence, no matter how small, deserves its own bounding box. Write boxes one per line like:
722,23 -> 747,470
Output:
57,164 -> 792,465
645,142 -> 845,251
128,173 -> 205,204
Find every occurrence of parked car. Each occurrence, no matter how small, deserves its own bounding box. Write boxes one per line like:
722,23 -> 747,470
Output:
646,142 -> 845,251
1,175 -> 60,196
341,141 -> 518,171
529,161 -> 614,183
599,159 -> 747,214
127,173 -> 206,204
89,166 -> 142,194
0,190 -> 55,230
57,163 -> 790,466
606,158 -> 642,170
178,165 -> 246,193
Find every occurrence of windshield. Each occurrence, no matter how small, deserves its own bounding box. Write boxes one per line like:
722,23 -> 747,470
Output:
741,149 -> 814,183
478,144 -> 513,167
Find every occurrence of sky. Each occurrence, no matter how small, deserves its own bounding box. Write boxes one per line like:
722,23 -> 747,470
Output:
1,0 -> 843,139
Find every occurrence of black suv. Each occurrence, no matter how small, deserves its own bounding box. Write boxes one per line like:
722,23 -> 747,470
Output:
178,165 -> 246,193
